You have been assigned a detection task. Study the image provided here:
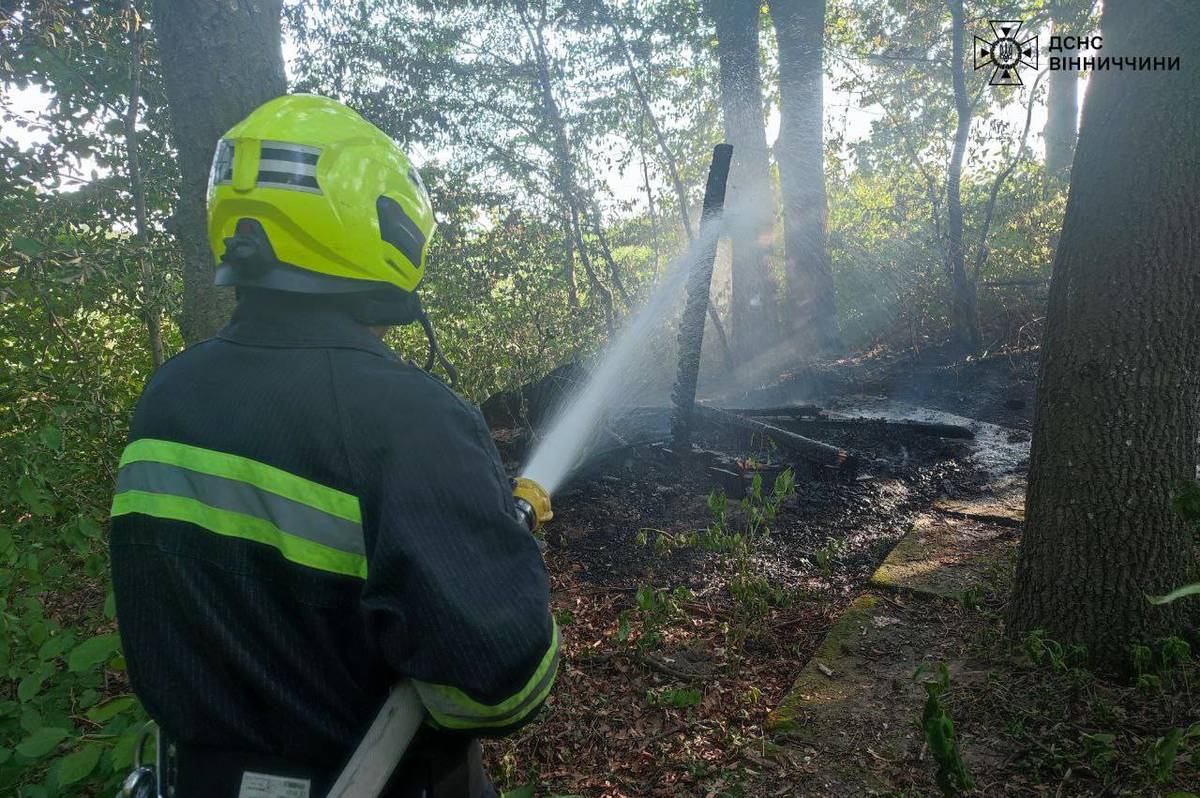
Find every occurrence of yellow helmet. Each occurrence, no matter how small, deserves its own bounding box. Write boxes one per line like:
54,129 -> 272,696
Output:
207,94 -> 436,298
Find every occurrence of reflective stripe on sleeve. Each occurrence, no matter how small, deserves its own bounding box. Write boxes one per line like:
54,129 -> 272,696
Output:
414,621 -> 561,730
112,439 -> 366,579
119,439 -> 360,522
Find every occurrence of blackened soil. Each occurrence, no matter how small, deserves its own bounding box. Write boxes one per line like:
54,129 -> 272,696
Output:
490,343 -> 1037,608
718,345 -> 1040,430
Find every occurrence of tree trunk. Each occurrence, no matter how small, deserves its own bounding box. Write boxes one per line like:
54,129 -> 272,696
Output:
1006,0 -> 1200,672
945,0 -> 981,353
124,1 -> 164,367
769,0 -> 839,354
705,0 -> 777,362
562,214 -> 580,309
1043,5 -> 1080,182
152,0 -> 287,346
602,0 -> 736,372
521,3 -> 615,336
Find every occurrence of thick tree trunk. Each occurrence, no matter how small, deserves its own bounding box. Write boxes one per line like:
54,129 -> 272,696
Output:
1043,17 -> 1078,182
945,0 -> 981,353
706,0 -> 777,362
1007,0 -> 1200,671
769,0 -> 839,354
152,0 -> 286,346
1044,1 -> 1090,184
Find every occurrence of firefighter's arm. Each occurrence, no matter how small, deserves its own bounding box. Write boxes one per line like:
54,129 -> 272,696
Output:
356,372 -> 558,735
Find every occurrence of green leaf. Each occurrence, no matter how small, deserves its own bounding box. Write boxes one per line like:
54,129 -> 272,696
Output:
17,669 -> 49,702
111,727 -> 143,770
15,726 -> 69,759
38,425 -> 62,450
37,633 -> 74,662
67,633 -> 119,673
11,235 -> 46,256
55,743 -> 101,785
86,695 -> 136,723
76,515 -> 102,540
1148,583 -> 1200,605
17,476 -> 51,517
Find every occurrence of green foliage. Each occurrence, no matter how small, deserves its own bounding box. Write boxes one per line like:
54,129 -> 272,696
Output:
1021,629 -> 1086,673
1132,637 -> 1194,695
646,687 -> 703,710
813,535 -> 846,580
630,585 -> 692,649
915,662 -> 973,797
1146,724 -> 1200,784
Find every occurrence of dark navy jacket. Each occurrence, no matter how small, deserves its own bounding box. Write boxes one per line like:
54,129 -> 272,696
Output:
110,292 -> 557,794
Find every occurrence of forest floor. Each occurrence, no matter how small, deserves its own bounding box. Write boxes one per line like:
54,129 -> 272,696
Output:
484,346 -> 1200,797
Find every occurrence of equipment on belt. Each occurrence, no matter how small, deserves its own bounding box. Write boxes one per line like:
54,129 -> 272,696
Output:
117,478 -> 554,798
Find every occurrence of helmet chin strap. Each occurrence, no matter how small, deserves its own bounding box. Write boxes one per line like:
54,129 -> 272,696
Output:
416,302 -> 459,388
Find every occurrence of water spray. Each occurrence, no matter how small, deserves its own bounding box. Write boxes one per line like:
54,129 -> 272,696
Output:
519,145 -> 734,500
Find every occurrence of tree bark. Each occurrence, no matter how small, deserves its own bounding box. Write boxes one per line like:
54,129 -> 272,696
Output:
945,0 -> 981,353
705,0 -> 778,362
1043,4 -> 1081,182
124,1 -> 164,367
769,0 -> 839,354
1006,0 -> 1200,671
520,2 -> 615,336
152,0 -> 287,346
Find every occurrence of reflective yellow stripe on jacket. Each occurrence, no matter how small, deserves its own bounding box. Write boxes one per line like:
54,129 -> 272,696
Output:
111,438 -> 367,579
414,622 -> 560,730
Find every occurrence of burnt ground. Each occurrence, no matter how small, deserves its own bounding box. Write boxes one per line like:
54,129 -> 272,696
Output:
719,345 -> 1040,431
482,346 -> 1040,796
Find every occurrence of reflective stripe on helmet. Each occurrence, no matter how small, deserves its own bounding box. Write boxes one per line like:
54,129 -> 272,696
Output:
111,439 -> 366,578
414,621 -> 560,730
256,141 -> 323,194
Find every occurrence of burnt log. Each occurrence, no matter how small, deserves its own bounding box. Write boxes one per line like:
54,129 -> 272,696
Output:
776,417 -> 975,440
693,404 -> 857,472
720,405 -> 824,418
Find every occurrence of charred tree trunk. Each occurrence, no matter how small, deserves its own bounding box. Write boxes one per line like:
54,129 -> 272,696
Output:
769,0 -> 839,354
152,0 -> 287,346
705,0 -> 778,362
1043,3 -> 1081,183
599,0 -> 736,372
672,145 -> 732,451
945,0 -> 981,353
1006,0 -> 1200,671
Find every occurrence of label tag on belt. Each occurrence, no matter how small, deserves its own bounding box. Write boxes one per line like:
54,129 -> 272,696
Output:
238,771 -> 311,798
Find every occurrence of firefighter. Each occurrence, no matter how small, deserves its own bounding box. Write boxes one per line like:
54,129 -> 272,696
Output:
110,94 -> 558,797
